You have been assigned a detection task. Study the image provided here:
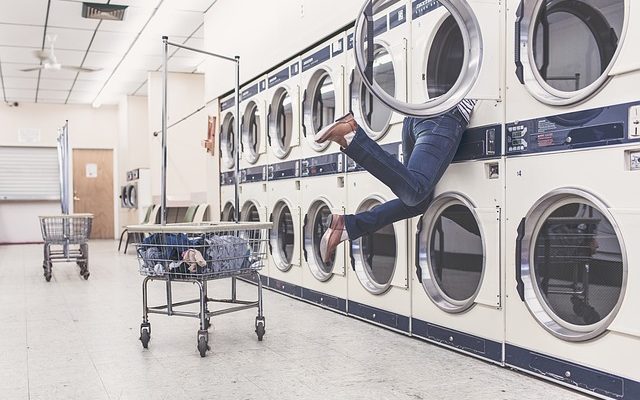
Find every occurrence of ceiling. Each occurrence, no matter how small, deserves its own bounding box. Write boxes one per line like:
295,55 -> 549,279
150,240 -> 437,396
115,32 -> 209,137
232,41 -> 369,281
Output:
0,0 -> 217,106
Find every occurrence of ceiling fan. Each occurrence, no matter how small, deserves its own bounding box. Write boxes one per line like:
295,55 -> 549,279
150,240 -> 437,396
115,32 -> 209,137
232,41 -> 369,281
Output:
21,35 -> 103,73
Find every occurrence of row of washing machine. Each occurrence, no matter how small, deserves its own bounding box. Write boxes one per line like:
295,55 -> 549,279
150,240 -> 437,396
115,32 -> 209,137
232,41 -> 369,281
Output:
215,0 -> 640,398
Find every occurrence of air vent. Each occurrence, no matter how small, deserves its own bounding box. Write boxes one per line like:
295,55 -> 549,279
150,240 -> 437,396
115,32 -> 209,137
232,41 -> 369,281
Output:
82,2 -> 128,21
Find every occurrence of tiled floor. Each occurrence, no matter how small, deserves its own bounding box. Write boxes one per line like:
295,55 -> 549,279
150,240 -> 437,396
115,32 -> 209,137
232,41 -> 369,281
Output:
0,241 -> 589,400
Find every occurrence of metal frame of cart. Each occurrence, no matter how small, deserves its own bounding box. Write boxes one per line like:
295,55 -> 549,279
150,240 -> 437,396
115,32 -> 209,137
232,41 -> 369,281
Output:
128,39 -> 272,357
39,214 -> 93,281
130,222 -> 271,357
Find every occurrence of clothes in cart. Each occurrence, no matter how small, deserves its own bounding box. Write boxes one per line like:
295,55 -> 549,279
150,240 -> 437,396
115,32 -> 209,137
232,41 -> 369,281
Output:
138,233 -> 252,275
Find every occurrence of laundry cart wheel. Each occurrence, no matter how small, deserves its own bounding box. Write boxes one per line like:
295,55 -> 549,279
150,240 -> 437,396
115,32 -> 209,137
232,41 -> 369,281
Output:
43,262 -> 52,282
255,316 -> 266,341
197,331 -> 210,357
140,323 -> 151,349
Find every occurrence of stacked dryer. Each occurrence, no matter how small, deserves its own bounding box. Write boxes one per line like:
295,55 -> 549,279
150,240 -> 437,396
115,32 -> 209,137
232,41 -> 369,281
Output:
264,58 -> 305,296
344,2 -> 413,332
219,93 -> 237,222
401,0 -> 506,363
297,32 -> 349,313
503,0 -> 640,397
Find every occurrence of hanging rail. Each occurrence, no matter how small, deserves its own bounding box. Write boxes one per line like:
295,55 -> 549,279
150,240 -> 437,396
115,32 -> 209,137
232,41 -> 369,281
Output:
160,36 -> 241,225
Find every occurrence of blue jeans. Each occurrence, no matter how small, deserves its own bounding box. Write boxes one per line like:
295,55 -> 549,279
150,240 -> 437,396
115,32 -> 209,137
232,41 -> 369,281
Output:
343,108 -> 468,240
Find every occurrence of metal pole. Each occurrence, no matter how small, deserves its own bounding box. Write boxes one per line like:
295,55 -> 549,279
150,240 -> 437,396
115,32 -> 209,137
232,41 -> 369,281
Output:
233,56 -> 241,223
161,36 -> 169,226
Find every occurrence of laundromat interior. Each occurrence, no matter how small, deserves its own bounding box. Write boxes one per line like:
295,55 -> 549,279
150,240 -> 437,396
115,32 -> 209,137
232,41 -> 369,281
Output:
1,0 -> 639,399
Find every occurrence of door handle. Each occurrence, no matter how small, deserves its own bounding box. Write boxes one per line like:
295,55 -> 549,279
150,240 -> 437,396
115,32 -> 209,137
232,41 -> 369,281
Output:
73,191 -> 80,201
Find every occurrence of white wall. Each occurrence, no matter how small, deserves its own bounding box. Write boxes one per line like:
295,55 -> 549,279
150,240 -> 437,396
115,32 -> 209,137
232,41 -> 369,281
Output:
203,0 -> 361,100
147,72 -> 209,205
0,102 -> 119,243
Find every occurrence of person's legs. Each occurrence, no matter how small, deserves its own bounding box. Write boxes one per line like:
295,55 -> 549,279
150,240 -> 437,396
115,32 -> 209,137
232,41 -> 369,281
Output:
317,105 -> 471,261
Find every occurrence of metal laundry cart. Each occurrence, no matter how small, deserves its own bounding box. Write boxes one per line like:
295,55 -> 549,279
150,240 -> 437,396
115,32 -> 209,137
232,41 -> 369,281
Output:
39,214 -> 93,281
129,38 -> 272,357
131,222 -> 270,357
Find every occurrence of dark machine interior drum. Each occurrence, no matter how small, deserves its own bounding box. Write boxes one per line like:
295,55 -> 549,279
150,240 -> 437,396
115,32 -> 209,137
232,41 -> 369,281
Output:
275,90 -> 294,153
429,204 -> 483,303
532,203 -> 624,326
313,204 -> 335,274
426,15 -> 465,99
275,204 -> 295,267
312,73 -> 336,134
532,0 -> 623,92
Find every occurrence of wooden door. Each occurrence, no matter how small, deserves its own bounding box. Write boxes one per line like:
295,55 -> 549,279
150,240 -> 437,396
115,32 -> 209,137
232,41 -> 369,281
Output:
73,149 -> 114,239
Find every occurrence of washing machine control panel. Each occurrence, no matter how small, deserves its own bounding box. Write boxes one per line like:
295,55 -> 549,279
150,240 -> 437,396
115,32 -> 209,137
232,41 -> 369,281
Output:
268,160 -> 300,181
301,153 -> 344,177
240,166 -> 267,183
506,102 -> 640,156
347,142 -> 401,172
454,124 -> 502,162
220,171 -> 236,186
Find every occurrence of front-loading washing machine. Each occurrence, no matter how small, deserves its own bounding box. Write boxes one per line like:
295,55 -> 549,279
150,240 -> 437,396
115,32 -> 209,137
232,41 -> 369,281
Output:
345,143 -> 411,334
240,76 -> 269,171
299,32 -> 347,158
220,172 -> 236,222
504,144 -> 640,399
346,0 -> 409,146
219,93 -> 237,175
410,125 -> 504,364
239,166 -> 269,285
299,153 -> 348,313
265,58 -> 303,164
503,0 -> 640,397
266,159 -> 303,298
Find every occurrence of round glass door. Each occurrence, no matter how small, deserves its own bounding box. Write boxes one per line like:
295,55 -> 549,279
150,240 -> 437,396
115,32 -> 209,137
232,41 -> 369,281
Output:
220,113 -> 235,169
269,88 -> 294,159
221,202 -> 235,222
352,198 -> 397,294
121,186 -> 129,207
520,0 -> 625,104
241,202 -> 260,222
521,190 -> 626,341
418,195 -> 484,313
304,200 -> 335,281
354,44 -> 395,140
241,101 -> 262,164
304,69 -> 336,151
127,185 -> 137,208
354,0 -> 482,117
270,200 -> 296,271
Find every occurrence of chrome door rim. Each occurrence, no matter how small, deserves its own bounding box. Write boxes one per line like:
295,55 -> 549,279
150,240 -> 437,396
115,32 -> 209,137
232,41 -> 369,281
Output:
519,0 -> 627,105
520,188 -> 628,341
418,192 -> 485,313
304,199 -> 334,282
270,199 -> 296,272
351,40 -> 395,140
354,0 -> 482,117
303,68 -> 335,152
352,195 -> 396,294
220,112 -> 235,169
269,86 -> 293,159
241,101 -> 261,164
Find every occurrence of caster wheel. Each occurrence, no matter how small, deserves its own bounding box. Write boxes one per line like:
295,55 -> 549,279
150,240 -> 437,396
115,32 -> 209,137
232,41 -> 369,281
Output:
140,323 -> 151,349
45,273 -> 52,282
82,271 -> 90,280
197,336 -> 209,357
255,317 -> 266,341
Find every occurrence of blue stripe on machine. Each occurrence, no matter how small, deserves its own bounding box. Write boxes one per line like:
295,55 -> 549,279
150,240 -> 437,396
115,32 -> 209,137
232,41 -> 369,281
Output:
347,301 -> 410,332
220,97 -> 235,111
412,0 -> 442,20
240,82 -> 260,102
505,344 -> 640,399
301,288 -> 347,312
259,79 -> 267,92
332,38 -> 344,57
373,15 -> 388,36
389,5 -> 407,29
347,33 -> 354,50
269,66 -> 290,88
302,46 -> 331,73
301,153 -> 345,177
220,171 -> 236,186
268,160 -> 300,181
412,318 -> 503,363
241,166 -> 267,183
268,277 -> 303,298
